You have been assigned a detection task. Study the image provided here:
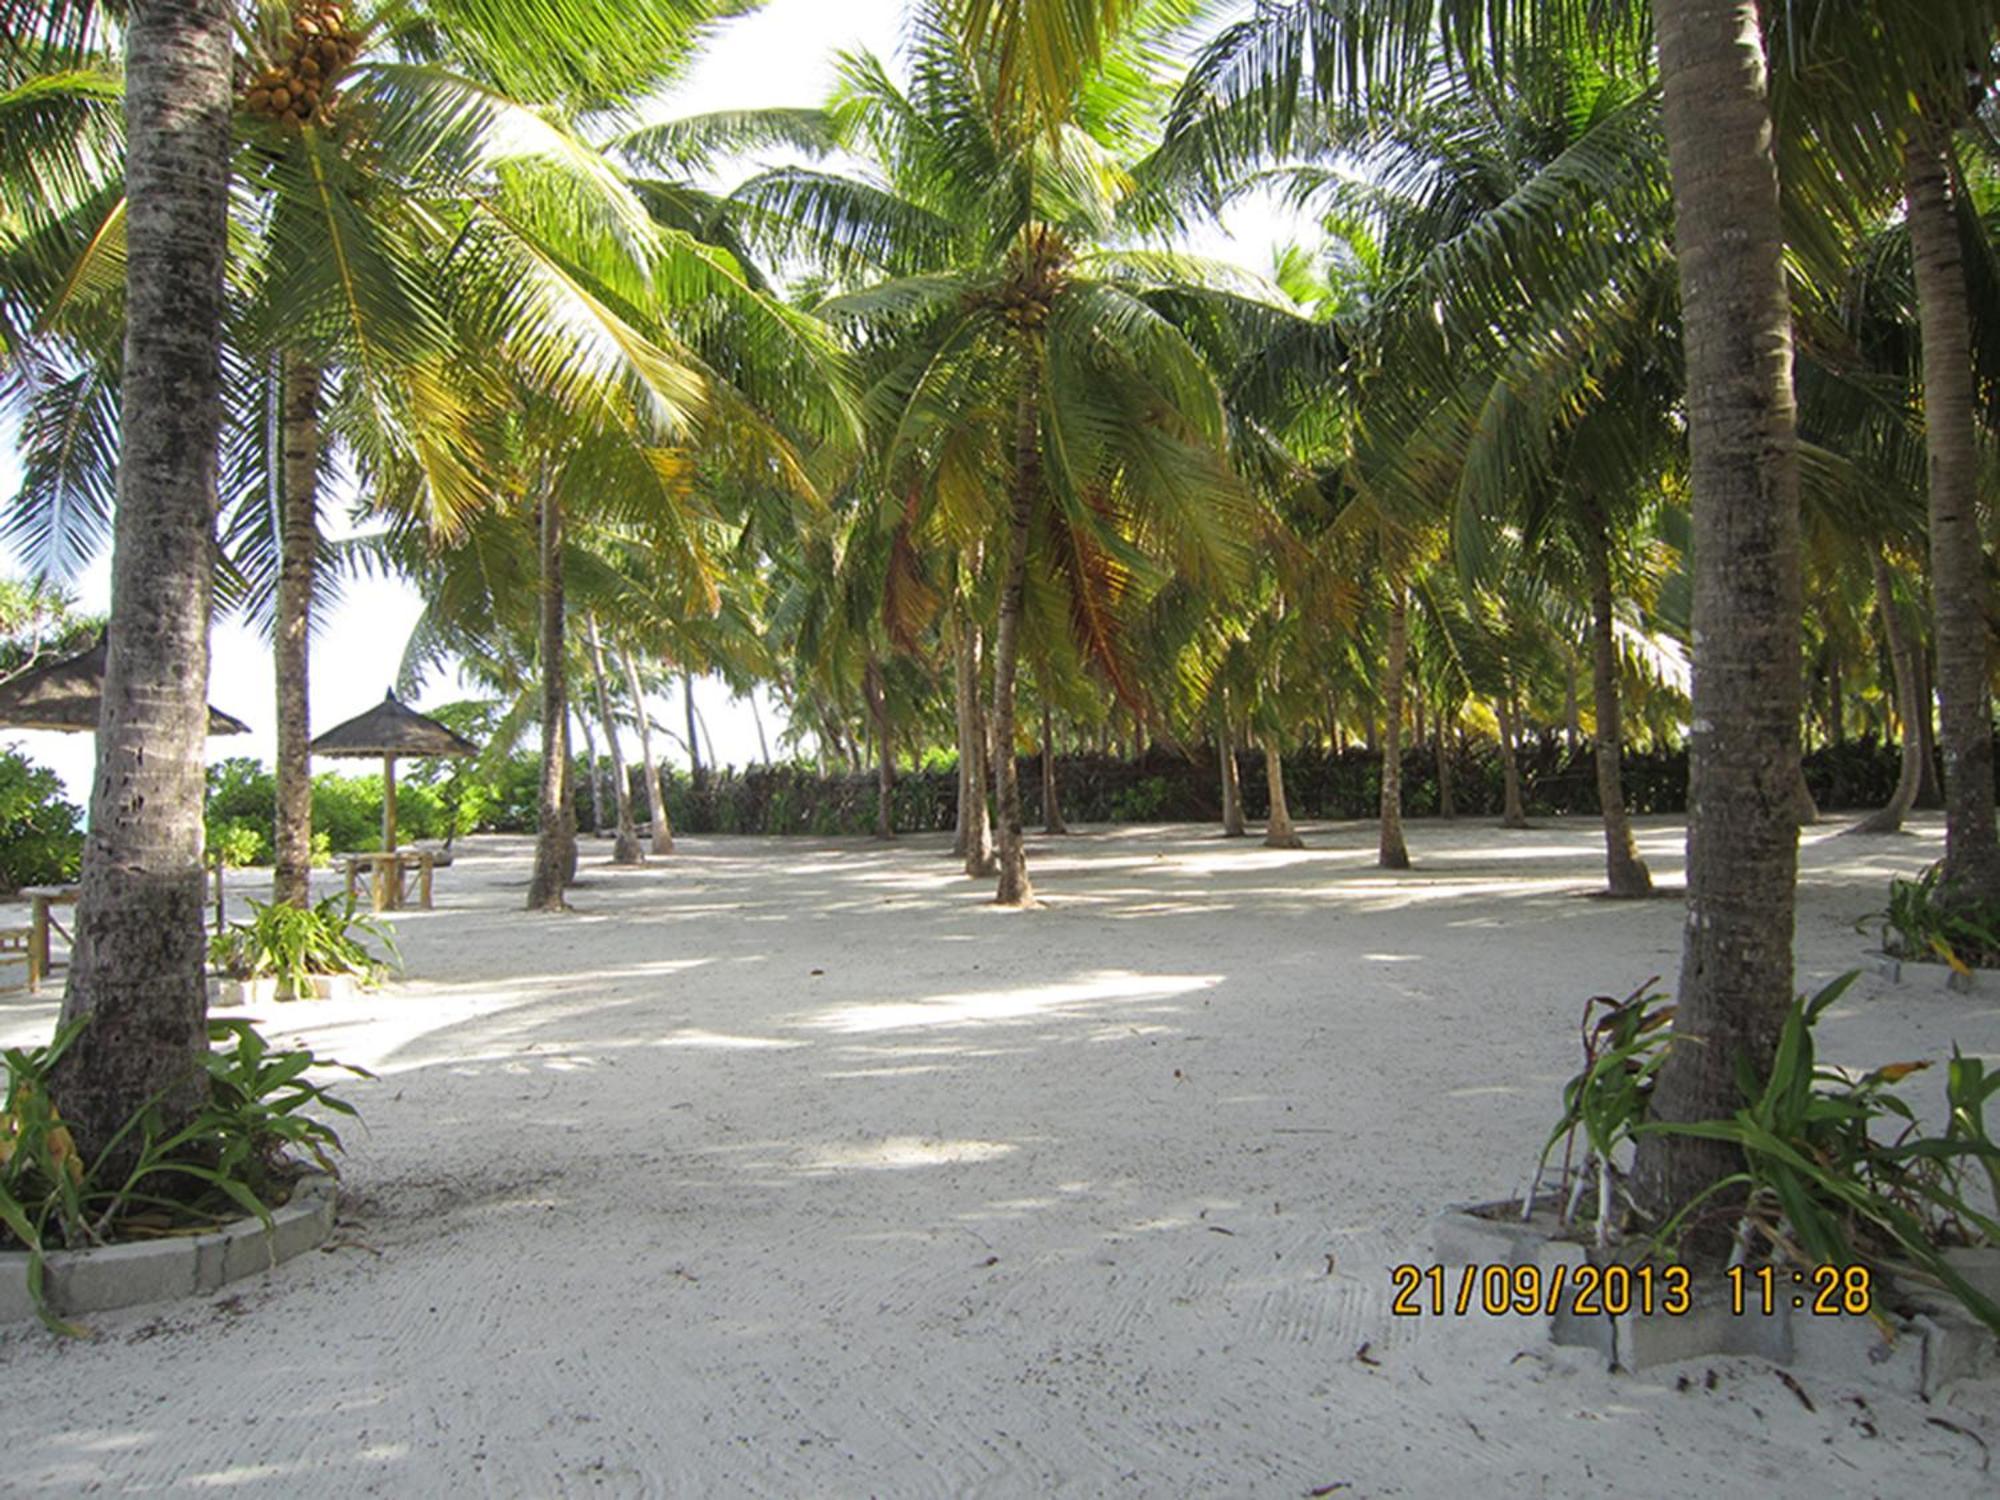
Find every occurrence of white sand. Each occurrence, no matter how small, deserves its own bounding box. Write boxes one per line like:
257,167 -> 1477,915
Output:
1,815 -> 1996,1496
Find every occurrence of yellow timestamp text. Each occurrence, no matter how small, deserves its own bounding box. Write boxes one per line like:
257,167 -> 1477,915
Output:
1390,1262 -> 1693,1319
1726,1263 -> 1873,1316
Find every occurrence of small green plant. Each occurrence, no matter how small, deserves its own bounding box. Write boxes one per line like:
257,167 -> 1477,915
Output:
1,1018 -> 370,1333
208,894 -> 398,997
1525,978 -> 1676,1246
1534,974 -> 2000,1335
209,819 -> 270,869
1643,975 -> 2000,1333
1873,862 -> 2000,974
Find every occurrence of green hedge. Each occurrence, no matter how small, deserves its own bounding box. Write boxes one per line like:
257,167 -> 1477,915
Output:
0,751 -> 82,892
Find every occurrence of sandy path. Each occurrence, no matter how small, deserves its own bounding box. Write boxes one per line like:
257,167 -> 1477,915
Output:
1,816 -> 1995,1497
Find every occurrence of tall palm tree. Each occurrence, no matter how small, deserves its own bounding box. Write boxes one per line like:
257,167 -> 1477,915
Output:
1166,0 -> 1807,1235
1629,0 -> 1805,1227
36,0 -> 235,1165
735,3 -> 1253,905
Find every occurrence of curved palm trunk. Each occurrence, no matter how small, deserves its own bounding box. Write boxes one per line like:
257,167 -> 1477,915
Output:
961,623 -> 995,877
1906,127 -> 2000,901
1847,550 -> 1924,835
991,382 -> 1038,907
1582,499 -> 1653,897
1495,690 -> 1529,829
620,646 -> 673,854
864,656 -> 895,840
527,496 -> 570,911
1263,731 -> 1302,848
1218,687 -> 1246,838
587,615 -> 642,864
1632,0 -> 1805,1239
576,709 -> 604,836
682,670 -> 705,792
1435,711 -> 1457,820
52,0 -> 234,1166
1378,582 -> 1411,869
272,351 -> 321,907
1041,696 -> 1068,835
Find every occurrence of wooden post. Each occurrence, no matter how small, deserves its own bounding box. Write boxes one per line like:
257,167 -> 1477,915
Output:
382,753 -> 398,852
213,847 -> 226,932
28,896 -> 46,993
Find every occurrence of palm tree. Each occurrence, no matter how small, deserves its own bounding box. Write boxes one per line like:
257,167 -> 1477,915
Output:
735,3 -> 1252,905
1165,0 -> 1807,1233
1628,0 -> 1805,1228
38,0 -> 235,1165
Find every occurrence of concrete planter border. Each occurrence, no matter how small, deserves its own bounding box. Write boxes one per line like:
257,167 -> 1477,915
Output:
1434,1198 -> 1999,1397
208,974 -> 360,1007
0,1172 -> 337,1327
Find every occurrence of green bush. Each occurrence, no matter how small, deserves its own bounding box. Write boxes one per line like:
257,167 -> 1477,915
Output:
210,820 -> 271,869
208,894 -> 398,992
0,1016 -> 370,1334
0,751 -> 82,892
1875,863 -> 2000,972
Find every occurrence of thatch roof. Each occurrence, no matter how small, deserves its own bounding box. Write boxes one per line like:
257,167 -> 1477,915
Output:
0,635 -> 250,735
311,691 -> 477,759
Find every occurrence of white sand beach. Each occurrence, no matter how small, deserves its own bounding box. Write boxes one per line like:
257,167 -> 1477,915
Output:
1,815 -> 1996,1497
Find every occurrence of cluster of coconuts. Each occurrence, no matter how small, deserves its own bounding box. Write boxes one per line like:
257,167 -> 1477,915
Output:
242,1 -> 363,127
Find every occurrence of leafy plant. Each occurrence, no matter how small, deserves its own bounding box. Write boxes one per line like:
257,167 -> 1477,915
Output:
1,1018 -> 371,1333
1525,978 -> 1676,1246
209,819 -> 271,869
208,895 -> 398,996
1873,862 -> 2000,973
1640,975 -> 2000,1334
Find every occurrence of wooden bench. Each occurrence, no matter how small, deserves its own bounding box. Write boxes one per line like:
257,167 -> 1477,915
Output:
342,850 -> 435,913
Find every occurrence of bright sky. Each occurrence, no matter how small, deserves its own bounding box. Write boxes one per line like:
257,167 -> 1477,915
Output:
1,0 -> 1304,805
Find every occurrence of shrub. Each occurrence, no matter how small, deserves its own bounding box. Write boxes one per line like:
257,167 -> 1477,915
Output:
0,1017 -> 370,1334
210,819 -> 271,869
0,750 -> 83,892
1875,862 -> 2000,973
208,895 -> 398,994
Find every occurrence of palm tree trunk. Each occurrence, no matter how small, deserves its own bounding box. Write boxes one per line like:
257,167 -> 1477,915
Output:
961,623 -> 995,877
1582,497 -> 1653,897
682,670 -> 705,791
991,381 -> 1038,907
1218,686 -> 1246,837
1263,730 -> 1302,848
1495,690 -> 1529,829
865,656 -> 895,839
1435,708 -> 1457,820
587,615 -> 642,864
954,621 -> 974,858
576,709 -> 604,836
1847,550 -> 1924,835
1041,693 -> 1068,835
1906,125 -> 2000,902
620,646 -> 673,855
1915,648 -> 1944,808
527,495 -> 570,911
1379,582 -> 1411,869
272,350 -> 321,908
52,0 -> 234,1167
1632,0 -> 1805,1239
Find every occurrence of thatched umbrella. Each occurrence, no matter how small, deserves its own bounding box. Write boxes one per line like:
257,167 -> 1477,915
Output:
0,634 -> 250,736
310,690 -> 477,850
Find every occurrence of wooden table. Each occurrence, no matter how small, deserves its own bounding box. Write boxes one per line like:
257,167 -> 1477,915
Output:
19,884 -> 79,993
342,851 -> 435,913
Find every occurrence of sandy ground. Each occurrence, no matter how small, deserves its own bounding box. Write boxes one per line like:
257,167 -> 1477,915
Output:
1,813 -> 1997,1497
